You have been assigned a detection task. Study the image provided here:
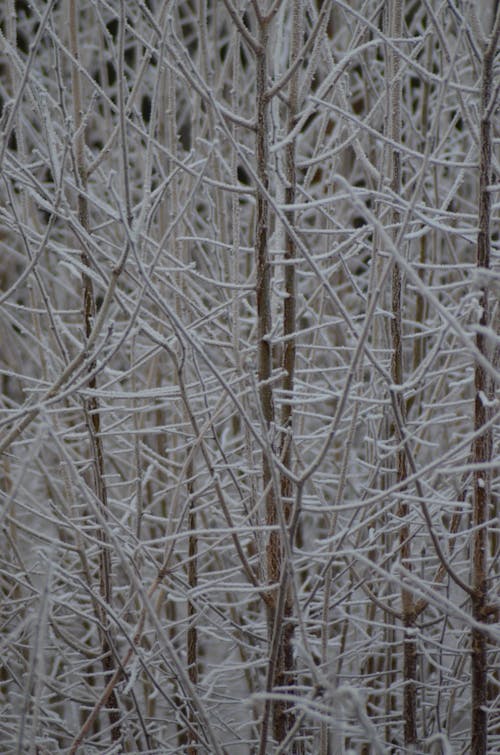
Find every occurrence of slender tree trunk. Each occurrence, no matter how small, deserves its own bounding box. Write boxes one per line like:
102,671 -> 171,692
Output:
272,1 -> 303,748
471,9 -> 500,754
253,7 -> 295,746
254,21 -> 281,742
68,0 -> 121,743
388,0 -> 417,745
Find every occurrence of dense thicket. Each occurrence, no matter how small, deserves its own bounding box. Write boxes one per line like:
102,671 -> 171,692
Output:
0,1 -> 499,753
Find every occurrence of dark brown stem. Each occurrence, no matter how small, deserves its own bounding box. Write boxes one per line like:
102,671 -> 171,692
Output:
471,10 -> 500,754
277,0 -> 302,747
388,0 -> 417,745
254,23 -> 281,745
69,0 -> 121,743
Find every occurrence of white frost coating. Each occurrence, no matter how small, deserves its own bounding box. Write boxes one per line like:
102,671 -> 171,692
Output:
123,657 -> 140,695
478,390 -> 497,407
2,3 -> 499,752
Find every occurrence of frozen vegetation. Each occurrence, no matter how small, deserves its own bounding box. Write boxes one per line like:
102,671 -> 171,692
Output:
0,1 -> 499,753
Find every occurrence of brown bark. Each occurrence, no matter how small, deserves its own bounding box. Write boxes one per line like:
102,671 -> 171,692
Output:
471,10 -> 500,754
388,0 -> 417,745
69,0 -> 121,743
275,0 -> 303,747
